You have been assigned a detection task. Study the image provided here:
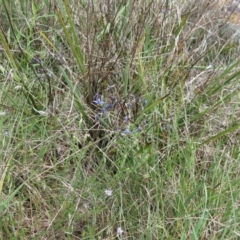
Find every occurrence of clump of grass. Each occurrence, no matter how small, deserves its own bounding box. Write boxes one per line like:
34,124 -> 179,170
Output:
0,0 -> 240,239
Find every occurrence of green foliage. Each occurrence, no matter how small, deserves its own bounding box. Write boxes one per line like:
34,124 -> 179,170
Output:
0,0 -> 240,239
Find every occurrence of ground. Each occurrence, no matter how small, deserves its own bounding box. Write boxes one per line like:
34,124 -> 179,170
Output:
218,0 -> 240,24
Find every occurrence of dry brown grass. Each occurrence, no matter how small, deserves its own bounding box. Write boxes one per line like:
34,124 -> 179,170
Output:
0,0 -> 240,239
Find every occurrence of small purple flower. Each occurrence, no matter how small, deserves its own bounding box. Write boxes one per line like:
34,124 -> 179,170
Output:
95,114 -> 100,121
136,126 -> 141,132
105,103 -> 113,110
121,129 -> 131,134
93,93 -> 100,100
123,116 -> 129,122
93,98 -> 105,106
101,108 -> 106,113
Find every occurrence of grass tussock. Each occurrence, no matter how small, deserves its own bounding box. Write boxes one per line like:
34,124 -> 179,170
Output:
0,0 -> 240,239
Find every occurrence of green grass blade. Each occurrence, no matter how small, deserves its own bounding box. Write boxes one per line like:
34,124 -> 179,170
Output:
60,67 -> 90,125
201,122 -> 240,145
0,28 -> 18,69
55,4 -> 85,73
0,158 -> 11,196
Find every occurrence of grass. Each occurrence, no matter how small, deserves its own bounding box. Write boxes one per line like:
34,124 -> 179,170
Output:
0,0 -> 240,239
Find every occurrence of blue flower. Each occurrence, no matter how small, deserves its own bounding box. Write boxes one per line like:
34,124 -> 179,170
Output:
101,108 -> 106,113
123,116 -> 129,122
95,114 -> 100,121
121,129 -> 131,134
93,98 -> 105,106
105,103 -> 113,110
136,126 -> 141,132
93,93 -> 100,100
